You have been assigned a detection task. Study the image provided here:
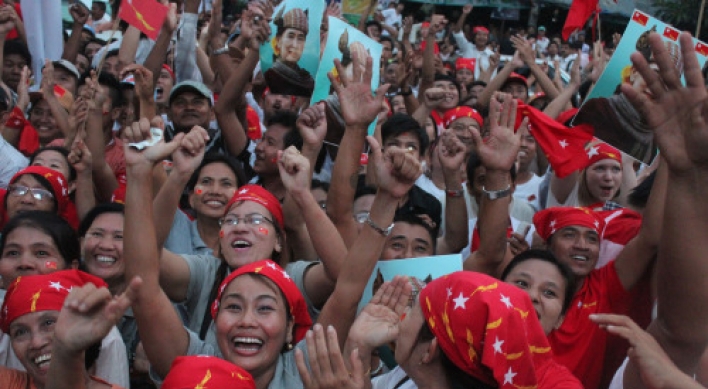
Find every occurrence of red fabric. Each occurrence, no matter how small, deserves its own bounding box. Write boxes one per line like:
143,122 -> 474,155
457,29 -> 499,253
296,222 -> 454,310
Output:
9,166 -> 78,229
556,108 -> 579,126
533,206 -> 604,241
430,110 -> 444,133
117,0 -> 169,40
517,103 -> 595,178
225,185 -> 284,229
506,72 -> 528,86
105,136 -> 126,179
1,270 -> 107,332
585,142 -> 621,168
211,260 -> 312,343
455,57 -> 476,72
419,271 -> 578,388
562,0 -> 599,41
246,106 -> 263,141
3,106 -> 37,157
2,3 -> 21,41
162,64 -> 175,81
472,26 -> 489,34
162,356 -> 255,389
548,261 -> 631,389
419,40 -> 439,55
442,106 -> 483,129
597,208 -> 641,246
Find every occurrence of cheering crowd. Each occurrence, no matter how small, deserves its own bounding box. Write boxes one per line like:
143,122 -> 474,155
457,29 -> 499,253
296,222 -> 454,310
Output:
0,0 -> 706,388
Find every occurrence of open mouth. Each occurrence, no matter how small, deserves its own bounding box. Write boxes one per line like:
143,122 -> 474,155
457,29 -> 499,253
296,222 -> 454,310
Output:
34,353 -> 51,369
231,240 -> 253,249
571,255 -> 589,263
232,337 -> 264,354
96,255 -> 117,265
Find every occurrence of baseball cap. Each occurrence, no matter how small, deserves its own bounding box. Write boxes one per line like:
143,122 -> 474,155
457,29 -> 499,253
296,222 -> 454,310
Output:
50,59 -> 81,80
169,81 -> 214,106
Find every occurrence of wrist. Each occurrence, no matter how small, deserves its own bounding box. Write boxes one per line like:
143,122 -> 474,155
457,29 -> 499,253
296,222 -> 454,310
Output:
483,169 -> 511,189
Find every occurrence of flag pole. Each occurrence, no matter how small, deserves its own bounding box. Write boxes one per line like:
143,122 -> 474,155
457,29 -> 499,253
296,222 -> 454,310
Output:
697,0 -> 707,38
96,16 -> 123,78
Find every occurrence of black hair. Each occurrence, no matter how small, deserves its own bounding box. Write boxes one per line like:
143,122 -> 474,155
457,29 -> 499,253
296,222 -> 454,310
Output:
3,39 -> 31,68
78,203 -> 125,238
433,73 -> 461,97
98,72 -> 125,108
416,322 -> 495,389
85,342 -> 102,370
354,175 -> 376,200
7,173 -> 59,213
500,249 -> 576,315
311,179 -> 329,192
0,211 -> 80,268
393,208 -> 438,251
92,1 -> 107,12
29,146 -> 77,182
365,20 -> 382,32
266,110 -> 299,151
627,169 -> 656,210
466,152 -> 517,187
381,113 -> 430,156
185,153 -> 248,192
379,35 -> 394,47
468,80 -> 487,89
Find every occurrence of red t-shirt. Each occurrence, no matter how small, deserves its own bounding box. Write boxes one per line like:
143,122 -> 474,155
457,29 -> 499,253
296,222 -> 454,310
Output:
548,261 -> 632,389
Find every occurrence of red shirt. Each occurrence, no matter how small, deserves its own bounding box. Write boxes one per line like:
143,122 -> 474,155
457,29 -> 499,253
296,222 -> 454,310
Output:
548,261 -> 632,389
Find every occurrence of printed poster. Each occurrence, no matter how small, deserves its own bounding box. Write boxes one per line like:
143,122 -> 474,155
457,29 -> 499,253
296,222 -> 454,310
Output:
573,10 -> 708,164
259,0 -> 325,97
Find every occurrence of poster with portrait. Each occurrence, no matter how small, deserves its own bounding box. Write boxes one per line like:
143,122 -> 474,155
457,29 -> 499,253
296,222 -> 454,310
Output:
358,254 -> 463,310
259,0 -> 325,97
313,16 -> 382,135
573,10 -> 708,164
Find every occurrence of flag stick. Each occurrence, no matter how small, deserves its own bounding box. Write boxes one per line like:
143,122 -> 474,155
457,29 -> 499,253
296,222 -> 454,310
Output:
96,16 -> 122,78
697,0 -> 707,38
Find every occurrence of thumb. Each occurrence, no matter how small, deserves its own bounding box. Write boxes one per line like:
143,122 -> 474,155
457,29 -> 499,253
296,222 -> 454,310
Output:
367,136 -> 382,165
150,116 -> 165,132
166,132 -> 186,154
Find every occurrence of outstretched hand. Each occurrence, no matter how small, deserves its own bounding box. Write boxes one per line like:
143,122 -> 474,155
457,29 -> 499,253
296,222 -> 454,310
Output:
470,92 -> 523,172
622,32 -> 708,174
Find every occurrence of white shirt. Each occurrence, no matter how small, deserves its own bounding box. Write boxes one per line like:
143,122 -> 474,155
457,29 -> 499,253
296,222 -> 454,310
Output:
452,30 -> 495,79
514,174 -> 543,211
372,366 -> 417,389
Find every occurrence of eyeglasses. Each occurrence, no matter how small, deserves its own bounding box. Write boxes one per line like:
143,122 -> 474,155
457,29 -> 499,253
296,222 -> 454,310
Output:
7,185 -> 54,201
353,211 -> 370,224
219,213 -> 274,227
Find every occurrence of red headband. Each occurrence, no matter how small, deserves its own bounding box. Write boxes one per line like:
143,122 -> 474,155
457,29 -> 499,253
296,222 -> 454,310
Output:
162,356 -> 256,389
455,57 -> 476,72
421,22 -> 430,28
1,270 -> 106,332
211,260 -> 312,343
473,26 -> 489,34
419,271 -> 552,388
443,106 -> 484,129
162,64 -> 175,81
585,142 -> 621,168
533,206 -> 605,241
9,166 -> 77,228
225,185 -> 284,229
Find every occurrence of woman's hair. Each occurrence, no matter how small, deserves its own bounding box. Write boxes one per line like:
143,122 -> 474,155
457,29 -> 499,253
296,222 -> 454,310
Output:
416,321 -> 495,389
29,147 -> 77,182
78,203 -> 125,237
185,153 -> 248,193
0,211 -> 80,267
500,249 -> 576,315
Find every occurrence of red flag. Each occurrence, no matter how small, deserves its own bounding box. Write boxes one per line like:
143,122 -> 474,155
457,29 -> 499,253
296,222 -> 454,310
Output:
697,41 -> 708,57
118,0 -> 168,40
631,11 -> 649,26
663,26 -> 679,41
562,0 -> 599,41
517,104 -> 595,178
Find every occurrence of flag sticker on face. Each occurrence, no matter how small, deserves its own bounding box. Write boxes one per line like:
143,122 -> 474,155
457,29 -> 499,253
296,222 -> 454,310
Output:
663,26 -> 679,41
632,11 -> 649,26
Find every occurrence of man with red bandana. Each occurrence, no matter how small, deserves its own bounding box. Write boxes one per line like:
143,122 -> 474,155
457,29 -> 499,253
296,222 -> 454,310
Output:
451,5 -> 494,79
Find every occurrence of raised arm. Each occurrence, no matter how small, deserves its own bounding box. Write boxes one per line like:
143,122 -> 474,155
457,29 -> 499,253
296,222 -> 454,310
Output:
123,118 -> 208,378
464,95 -> 522,277
62,4 -> 89,63
476,51 -> 524,108
143,2 -> 178,91
620,31 -> 708,387
435,130 -> 469,254
543,57 -> 580,119
453,5 -> 472,34
512,35 -> 560,99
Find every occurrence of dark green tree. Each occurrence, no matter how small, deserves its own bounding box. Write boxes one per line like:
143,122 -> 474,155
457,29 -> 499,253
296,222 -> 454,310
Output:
654,0 -> 707,39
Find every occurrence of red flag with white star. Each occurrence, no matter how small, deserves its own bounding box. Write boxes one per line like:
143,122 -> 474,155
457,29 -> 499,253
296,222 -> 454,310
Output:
117,0 -> 168,40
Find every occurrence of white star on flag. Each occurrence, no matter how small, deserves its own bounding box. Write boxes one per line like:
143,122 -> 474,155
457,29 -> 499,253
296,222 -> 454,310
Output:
594,220 -> 600,228
504,367 -> 517,385
500,294 -> 513,309
446,287 -> 453,298
49,281 -> 65,291
559,139 -> 568,149
492,337 -> 504,354
550,220 -> 556,228
281,270 -> 291,280
57,177 -> 63,186
238,188 -> 248,194
587,146 -> 599,159
266,262 -> 278,270
453,292 -> 469,310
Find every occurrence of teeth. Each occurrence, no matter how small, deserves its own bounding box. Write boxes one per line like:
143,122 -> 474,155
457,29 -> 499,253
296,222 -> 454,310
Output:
571,255 -> 588,262
34,354 -> 51,365
206,201 -> 223,206
231,240 -> 251,248
96,256 -> 116,263
233,337 -> 263,345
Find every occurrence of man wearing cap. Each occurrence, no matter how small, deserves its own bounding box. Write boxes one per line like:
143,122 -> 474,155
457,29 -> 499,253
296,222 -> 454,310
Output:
536,26 -> 550,55
49,59 -> 80,96
264,7 -> 314,97
452,5 -> 495,79
165,81 -> 227,155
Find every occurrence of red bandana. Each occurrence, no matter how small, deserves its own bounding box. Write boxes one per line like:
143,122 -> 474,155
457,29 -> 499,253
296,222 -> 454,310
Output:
1,270 -> 106,332
225,185 -> 284,229
533,206 -> 605,241
211,260 -> 312,343
472,26 -> 489,34
443,106 -> 484,129
419,271 -> 553,388
585,142 -> 621,168
8,166 -> 78,229
162,356 -> 256,389
455,57 -> 476,72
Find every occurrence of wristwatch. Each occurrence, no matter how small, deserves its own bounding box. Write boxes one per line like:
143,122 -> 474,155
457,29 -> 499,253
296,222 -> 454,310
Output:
365,214 -> 395,236
212,46 -> 229,56
482,184 -> 512,200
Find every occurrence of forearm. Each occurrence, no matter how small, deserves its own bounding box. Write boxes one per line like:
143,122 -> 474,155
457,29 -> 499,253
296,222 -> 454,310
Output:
437,172 -> 468,254
615,153 -> 638,207
153,173 -> 190,251
86,111 -> 118,201
527,62 -> 560,99
542,82 -> 579,119
195,46 -> 215,88
174,13 -> 199,83
453,13 -> 468,33
118,26 -> 142,66
411,103 -> 433,130
62,24 -> 84,63
213,52 -> 254,156
74,170 -> 96,222
46,346 -> 86,389
144,29 -> 173,89
419,34 -> 435,94
477,62 -> 515,108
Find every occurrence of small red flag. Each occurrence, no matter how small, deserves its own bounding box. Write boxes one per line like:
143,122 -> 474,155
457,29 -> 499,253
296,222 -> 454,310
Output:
663,26 -> 679,41
563,0 -> 600,41
118,0 -> 168,40
631,11 -> 649,26
696,42 -> 708,57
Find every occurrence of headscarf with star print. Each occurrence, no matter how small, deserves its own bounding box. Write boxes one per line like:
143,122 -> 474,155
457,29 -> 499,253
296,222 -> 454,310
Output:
585,142 -> 621,169
0,270 -> 106,332
418,271 -> 556,388
225,185 -> 284,229
211,260 -> 312,343
162,355 -> 256,389
533,206 -> 605,242
6,166 -> 78,229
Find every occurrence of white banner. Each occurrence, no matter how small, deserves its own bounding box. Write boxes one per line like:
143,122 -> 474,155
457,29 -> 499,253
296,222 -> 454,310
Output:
21,0 -> 64,84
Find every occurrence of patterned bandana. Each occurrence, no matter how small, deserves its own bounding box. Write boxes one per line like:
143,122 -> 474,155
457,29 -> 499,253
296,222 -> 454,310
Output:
419,271 -> 553,388
224,185 -> 284,229
585,142 -> 622,168
443,106 -> 484,129
162,355 -> 256,389
8,166 -> 77,228
533,206 -> 605,241
211,260 -> 312,343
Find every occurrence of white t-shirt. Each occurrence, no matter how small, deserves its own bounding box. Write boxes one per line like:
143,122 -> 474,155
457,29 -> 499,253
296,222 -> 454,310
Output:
514,174 -> 543,211
381,9 -> 401,29
371,366 -> 417,389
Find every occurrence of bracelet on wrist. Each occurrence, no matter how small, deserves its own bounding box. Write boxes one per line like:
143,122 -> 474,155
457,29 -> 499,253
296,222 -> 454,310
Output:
445,187 -> 465,198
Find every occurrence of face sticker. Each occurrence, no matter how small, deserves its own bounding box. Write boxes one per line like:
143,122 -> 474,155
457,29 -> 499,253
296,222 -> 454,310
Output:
219,230 -> 225,238
45,261 -> 58,270
258,227 -> 269,236
194,186 -> 204,196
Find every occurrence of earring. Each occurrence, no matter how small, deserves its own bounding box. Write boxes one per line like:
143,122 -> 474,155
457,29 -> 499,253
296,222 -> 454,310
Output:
286,342 -> 293,351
